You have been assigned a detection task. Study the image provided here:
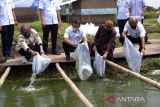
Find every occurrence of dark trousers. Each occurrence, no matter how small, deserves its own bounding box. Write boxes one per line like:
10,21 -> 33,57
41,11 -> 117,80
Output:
119,35 -> 148,51
18,44 -> 40,60
62,42 -> 76,56
117,18 -> 129,36
42,24 -> 58,54
1,25 -> 14,56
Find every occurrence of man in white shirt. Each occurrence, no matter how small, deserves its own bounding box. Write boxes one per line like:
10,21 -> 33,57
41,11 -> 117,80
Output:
0,0 -> 17,59
39,0 -> 61,55
129,0 -> 147,23
63,18 -> 87,61
122,17 -> 148,54
117,0 -> 130,40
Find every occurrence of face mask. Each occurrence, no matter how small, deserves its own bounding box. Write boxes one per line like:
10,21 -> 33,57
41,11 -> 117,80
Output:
23,32 -> 31,39
73,28 -> 79,32
131,26 -> 137,29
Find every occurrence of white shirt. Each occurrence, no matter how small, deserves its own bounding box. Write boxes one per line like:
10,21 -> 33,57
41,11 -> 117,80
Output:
117,0 -> 130,20
0,0 -> 15,26
64,26 -> 86,44
123,21 -> 146,38
129,0 -> 146,20
39,0 -> 60,25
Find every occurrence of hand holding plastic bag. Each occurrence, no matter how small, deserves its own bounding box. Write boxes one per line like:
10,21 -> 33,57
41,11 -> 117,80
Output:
32,53 -> 51,74
123,37 -> 142,73
93,51 -> 106,77
73,42 -> 93,80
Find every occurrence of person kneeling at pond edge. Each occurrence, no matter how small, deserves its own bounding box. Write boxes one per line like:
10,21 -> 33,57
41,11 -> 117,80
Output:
91,20 -> 116,60
16,23 -> 44,63
121,16 -> 148,54
62,18 -> 87,61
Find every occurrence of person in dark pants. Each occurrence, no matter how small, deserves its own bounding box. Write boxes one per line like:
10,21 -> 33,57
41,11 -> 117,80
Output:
16,23 -> 44,63
117,0 -> 130,40
0,0 -> 17,59
62,18 -> 87,61
121,17 -> 147,54
39,0 -> 61,55
91,20 -> 116,60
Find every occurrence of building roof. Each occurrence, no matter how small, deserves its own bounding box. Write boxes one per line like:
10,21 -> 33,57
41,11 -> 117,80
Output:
60,0 -> 77,6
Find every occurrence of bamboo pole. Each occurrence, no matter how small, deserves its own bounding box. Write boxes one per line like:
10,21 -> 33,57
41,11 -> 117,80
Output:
0,67 -> 11,88
55,63 -> 93,107
106,60 -> 160,89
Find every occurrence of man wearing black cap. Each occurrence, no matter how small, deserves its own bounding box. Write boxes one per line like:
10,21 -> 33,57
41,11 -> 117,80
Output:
62,18 -> 87,61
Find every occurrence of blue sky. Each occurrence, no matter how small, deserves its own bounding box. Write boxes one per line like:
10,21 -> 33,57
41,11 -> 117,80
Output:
145,0 -> 160,8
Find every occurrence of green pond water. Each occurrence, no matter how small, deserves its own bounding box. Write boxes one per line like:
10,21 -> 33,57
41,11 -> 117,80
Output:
0,74 -> 160,107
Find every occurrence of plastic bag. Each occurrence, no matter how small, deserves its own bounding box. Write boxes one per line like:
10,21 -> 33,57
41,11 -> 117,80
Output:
157,15 -> 160,24
123,37 -> 142,73
32,53 -> 51,74
93,51 -> 106,77
74,43 -> 93,80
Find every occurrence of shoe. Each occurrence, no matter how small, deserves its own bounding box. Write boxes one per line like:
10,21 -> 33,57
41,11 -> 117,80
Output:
52,50 -> 61,55
8,55 -> 15,59
44,52 -> 48,56
0,57 -> 7,63
3,56 -> 11,60
66,55 -> 70,61
22,57 -> 28,64
146,41 -> 152,44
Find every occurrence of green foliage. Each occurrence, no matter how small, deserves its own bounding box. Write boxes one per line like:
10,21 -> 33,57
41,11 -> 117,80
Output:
147,7 -> 159,12
143,18 -> 160,34
29,21 -> 42,32
144,11 -> 159,19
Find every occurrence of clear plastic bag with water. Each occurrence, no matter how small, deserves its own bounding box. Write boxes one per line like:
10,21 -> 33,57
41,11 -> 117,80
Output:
93,51 -> 106,77
32,53 -> 51,74
74,43 -> 93,80
157,15 -> 160,24
123,37 -> 142,73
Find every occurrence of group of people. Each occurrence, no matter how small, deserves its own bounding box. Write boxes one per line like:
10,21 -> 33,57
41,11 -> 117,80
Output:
0,0 -> 149,63
0,0 -> 62,63
117,0 -> 148,54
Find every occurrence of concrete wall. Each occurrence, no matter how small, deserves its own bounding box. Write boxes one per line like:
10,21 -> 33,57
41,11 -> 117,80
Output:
64,0 -> 117,24
80,0 -> 116,8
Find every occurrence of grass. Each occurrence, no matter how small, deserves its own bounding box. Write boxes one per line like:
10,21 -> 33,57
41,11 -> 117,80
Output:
143,19 -> 160,34
1,18 -> 160,74
13,21 -> 70,44
7,18 -> 160,47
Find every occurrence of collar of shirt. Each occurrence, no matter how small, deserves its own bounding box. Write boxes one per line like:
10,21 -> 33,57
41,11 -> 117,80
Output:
71,27 -> 80,33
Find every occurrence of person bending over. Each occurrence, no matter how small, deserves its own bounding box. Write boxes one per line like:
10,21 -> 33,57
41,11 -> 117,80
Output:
92,20 -> 116,60
16,23 -> 44,63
